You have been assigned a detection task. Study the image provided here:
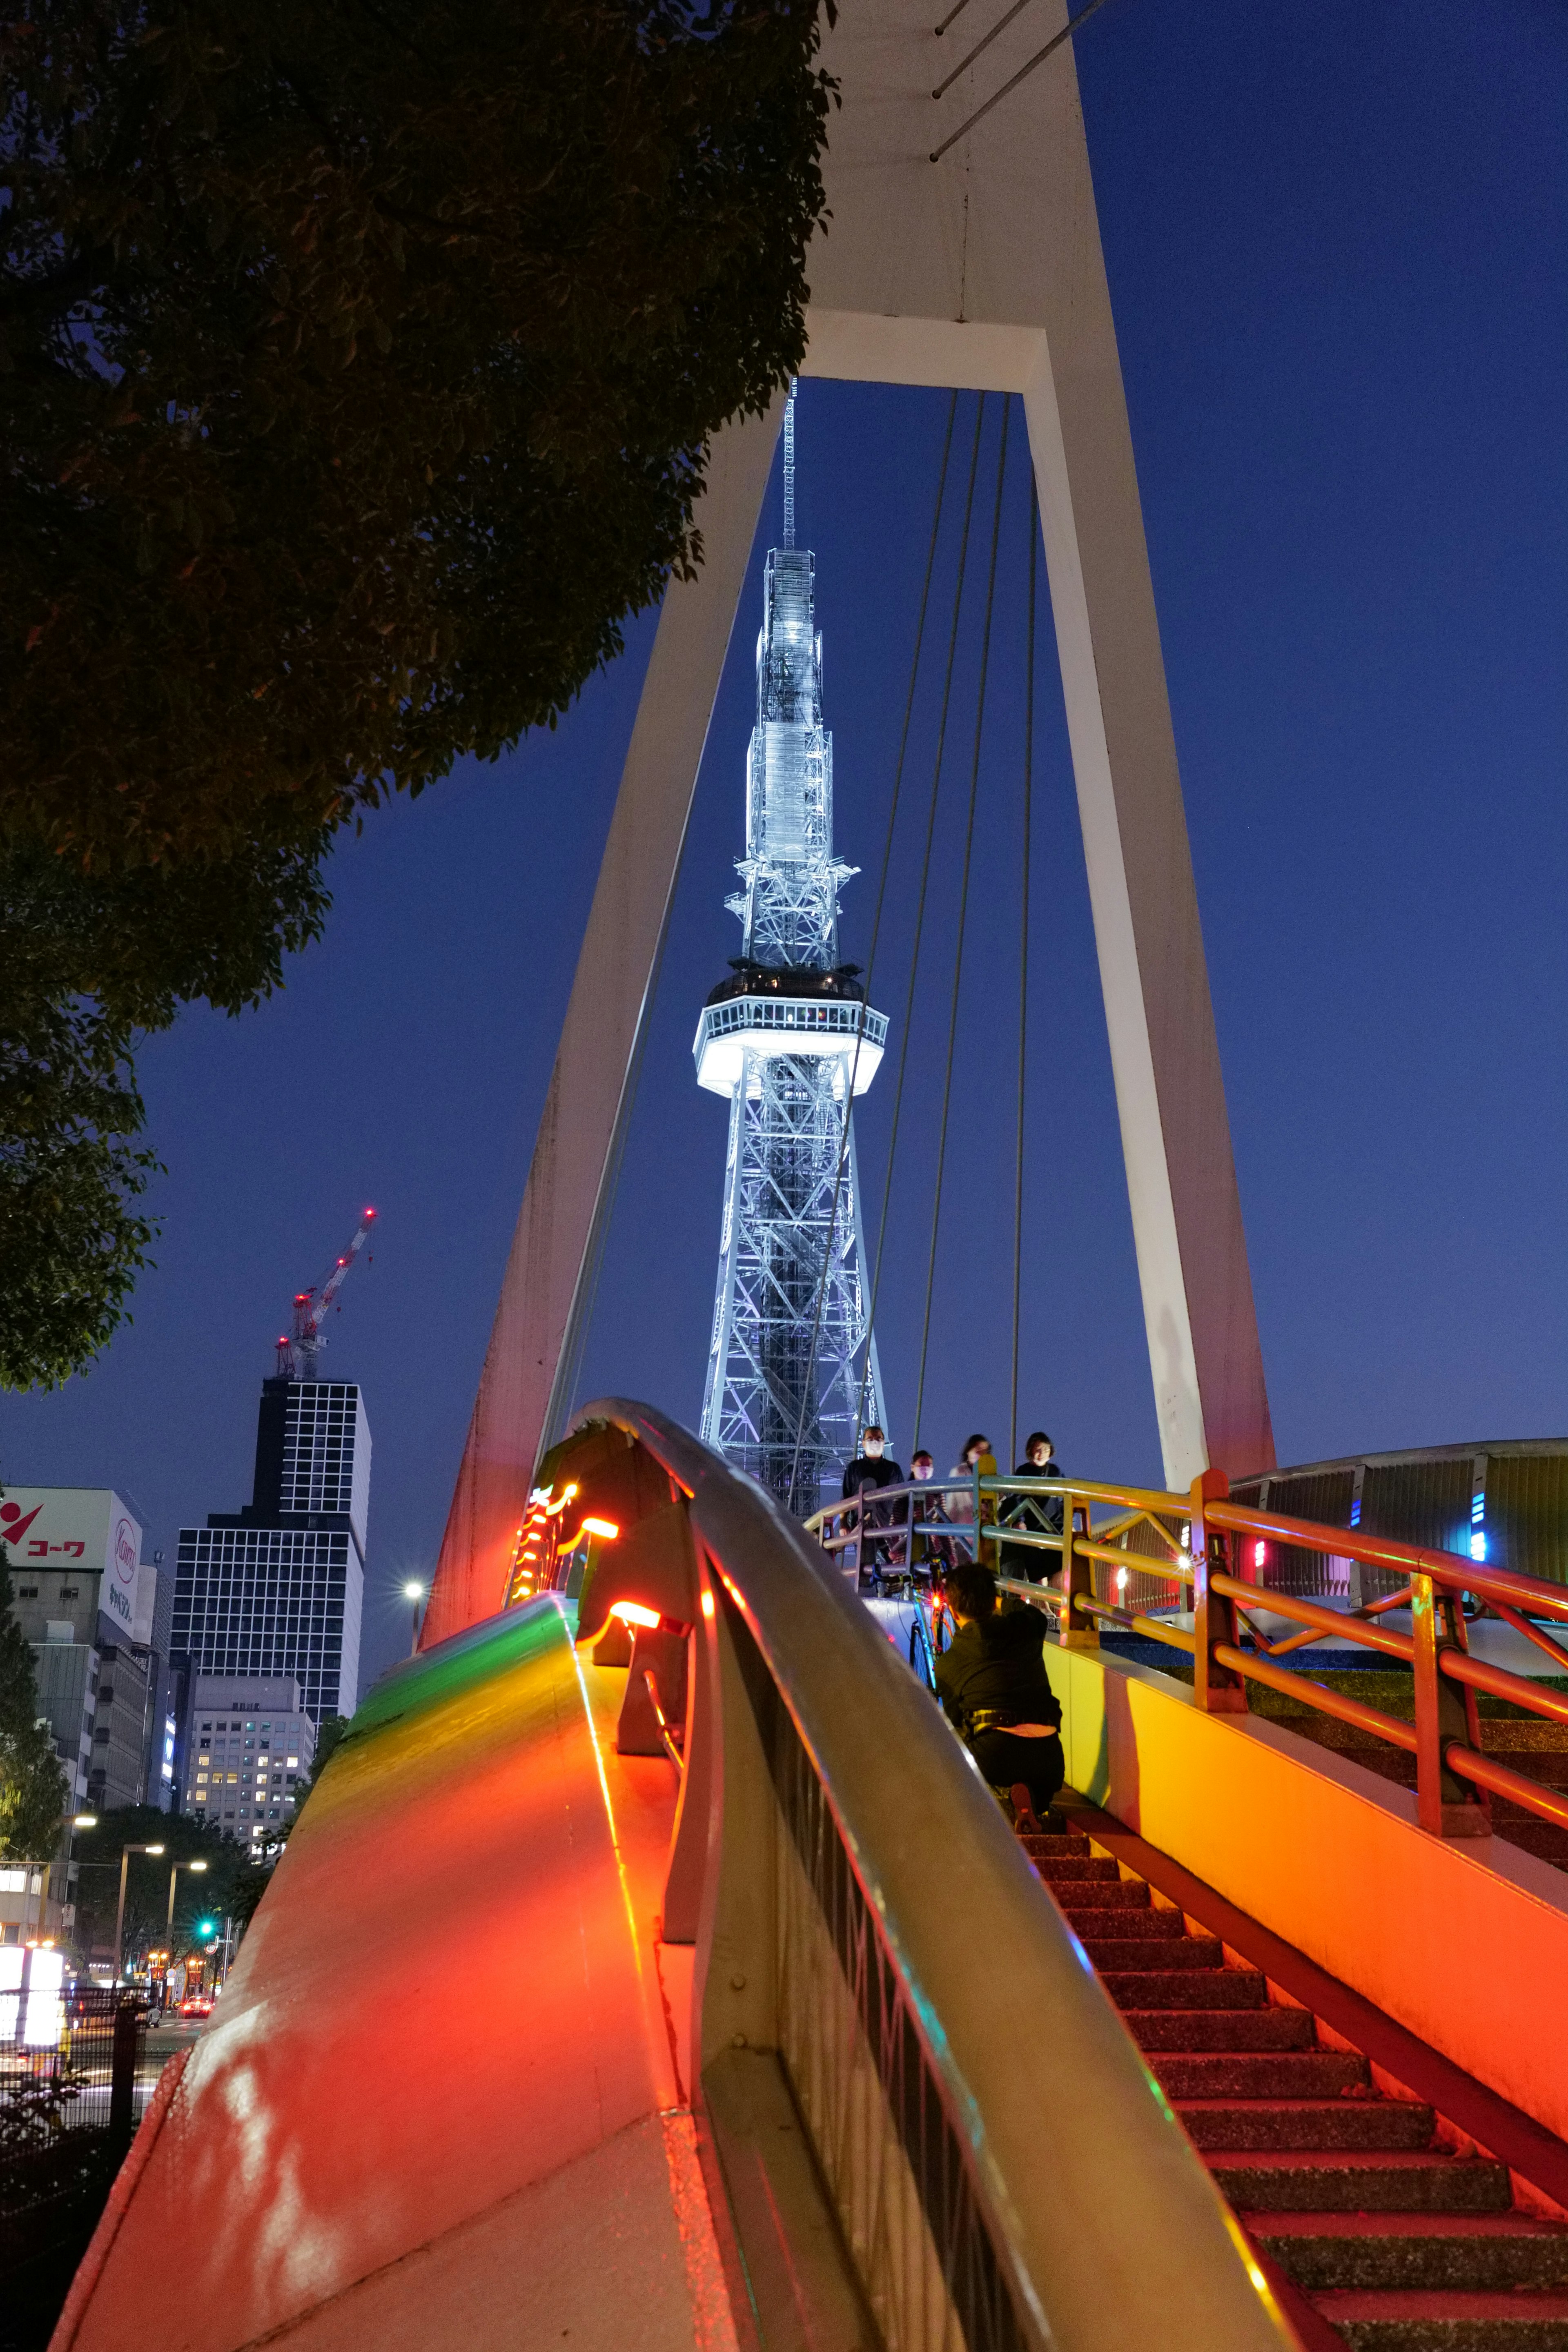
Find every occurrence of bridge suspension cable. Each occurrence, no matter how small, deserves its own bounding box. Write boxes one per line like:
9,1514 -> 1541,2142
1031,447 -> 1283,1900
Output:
1011,482 -> 1038,1469
781,390 -> 965,1505
850,393 -> 989,1452
913,396 -> 1011,1454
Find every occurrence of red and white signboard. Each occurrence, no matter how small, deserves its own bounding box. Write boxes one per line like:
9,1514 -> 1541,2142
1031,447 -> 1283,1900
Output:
0,1488 -> 149,1642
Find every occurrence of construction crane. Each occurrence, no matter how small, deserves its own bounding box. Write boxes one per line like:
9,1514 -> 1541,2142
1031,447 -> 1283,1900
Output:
275,1208 -> 377,1381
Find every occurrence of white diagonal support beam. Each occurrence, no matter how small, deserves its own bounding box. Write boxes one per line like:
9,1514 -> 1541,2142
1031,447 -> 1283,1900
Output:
425,404 -> 782,1643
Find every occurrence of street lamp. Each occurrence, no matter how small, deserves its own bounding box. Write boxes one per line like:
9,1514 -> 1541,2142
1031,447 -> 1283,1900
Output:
403,1580 -> 426,1656
161,1859 -> 208,2007
113,1843 -> 165,1986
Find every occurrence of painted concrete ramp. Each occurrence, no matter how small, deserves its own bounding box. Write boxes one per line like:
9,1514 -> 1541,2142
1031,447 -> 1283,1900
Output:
55,1599 -> 731,2352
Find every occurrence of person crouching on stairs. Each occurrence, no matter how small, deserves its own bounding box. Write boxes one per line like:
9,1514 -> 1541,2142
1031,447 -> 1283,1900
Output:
933,1564 -> 1064,1828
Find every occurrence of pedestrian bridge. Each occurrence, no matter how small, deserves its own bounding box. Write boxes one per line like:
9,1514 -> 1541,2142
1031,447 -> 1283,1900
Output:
54,1403 -> 1568,2352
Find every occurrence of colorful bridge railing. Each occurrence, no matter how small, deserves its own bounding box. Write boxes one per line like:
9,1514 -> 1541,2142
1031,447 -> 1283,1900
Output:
810,1467 -> 1568,1846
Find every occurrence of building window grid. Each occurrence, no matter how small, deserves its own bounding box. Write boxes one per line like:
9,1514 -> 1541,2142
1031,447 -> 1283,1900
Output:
174,1526 -> 350,1717
277,1383 -> 361,1519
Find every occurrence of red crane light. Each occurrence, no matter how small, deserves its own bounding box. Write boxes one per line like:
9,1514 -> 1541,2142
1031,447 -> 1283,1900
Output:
275,1207 -> 378,1379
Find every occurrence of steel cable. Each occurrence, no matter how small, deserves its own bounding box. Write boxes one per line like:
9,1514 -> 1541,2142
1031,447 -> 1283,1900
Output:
782,390 -> 961,1511
852,394 -> 990,1454
912,397 -> 1011,1454
1010,483 -> 1038,1470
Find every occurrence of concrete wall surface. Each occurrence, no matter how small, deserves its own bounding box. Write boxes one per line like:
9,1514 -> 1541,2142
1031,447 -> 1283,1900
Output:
1054,1643 -> 1568,2144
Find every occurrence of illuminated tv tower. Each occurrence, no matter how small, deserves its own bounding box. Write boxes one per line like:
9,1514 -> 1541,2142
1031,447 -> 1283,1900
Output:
693,385 -> 887,1512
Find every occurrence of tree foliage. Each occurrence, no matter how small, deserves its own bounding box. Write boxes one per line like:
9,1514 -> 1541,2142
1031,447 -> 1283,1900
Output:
0,0 -> 832,1390
1,840 -> 331,1389
0,1543 -> 68,1862
2,0 -> 834,871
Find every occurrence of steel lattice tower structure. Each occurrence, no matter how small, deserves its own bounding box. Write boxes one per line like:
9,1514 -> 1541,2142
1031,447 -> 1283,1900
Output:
695,388 -> 888,1512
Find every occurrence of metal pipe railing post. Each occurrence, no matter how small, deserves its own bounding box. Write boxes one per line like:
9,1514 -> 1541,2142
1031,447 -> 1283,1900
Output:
1410,1572 -> 1490,1838
1192,1470 -> 1247,1713
1058,1488 -> 1099,1650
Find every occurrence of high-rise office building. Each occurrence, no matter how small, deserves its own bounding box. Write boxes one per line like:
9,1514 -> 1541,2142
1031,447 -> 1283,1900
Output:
183,1676 -> 316,1854
173,1379 -> 369,1747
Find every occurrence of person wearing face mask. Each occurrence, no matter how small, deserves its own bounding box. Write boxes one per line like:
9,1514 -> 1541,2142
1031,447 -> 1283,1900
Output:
841,1426 -> 905,1579
908,1449 -> 951,1573
934,1562 -> 1064,1826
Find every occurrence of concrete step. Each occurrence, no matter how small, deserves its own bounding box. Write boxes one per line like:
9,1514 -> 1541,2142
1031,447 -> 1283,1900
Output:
1030,1855 -> 1121,1883
1125,2007 -> 1318,2053
1311,2285 -> 1568,2347
1150,2050 -> 1368,2100
1100,1966 -> 1267,2009
1081,1931 -> 1226,1970
1020,1811 -> 1568,2339
1250,2213 -> 1568,2294
1042,1877 -> 1151,1910
1214,2154 -> 1515,2215
1178,2098 -> 1437,2154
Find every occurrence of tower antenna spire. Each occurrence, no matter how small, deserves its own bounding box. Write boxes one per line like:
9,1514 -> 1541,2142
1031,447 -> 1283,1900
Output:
694,379 -> 888,1513
782,377 -> 797,550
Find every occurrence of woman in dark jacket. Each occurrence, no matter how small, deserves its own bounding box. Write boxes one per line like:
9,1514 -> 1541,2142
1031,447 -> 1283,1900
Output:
999,1430 -> 1063,1582
933,1564 -> 1064,1817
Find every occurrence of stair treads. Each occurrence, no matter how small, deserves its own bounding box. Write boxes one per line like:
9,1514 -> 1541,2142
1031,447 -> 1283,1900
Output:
1013,1809 -> 1568,2349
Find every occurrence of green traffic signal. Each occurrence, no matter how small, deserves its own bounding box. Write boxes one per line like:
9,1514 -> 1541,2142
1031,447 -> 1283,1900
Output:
196,1918 -> 218,1938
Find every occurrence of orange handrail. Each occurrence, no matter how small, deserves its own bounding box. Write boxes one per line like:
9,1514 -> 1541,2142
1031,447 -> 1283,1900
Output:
808,1463 -> 1568,1849
1204,1497 -> 1568,1623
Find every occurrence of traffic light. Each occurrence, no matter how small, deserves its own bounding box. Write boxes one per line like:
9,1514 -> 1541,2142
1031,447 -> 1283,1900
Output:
196,1918 -> 218,1940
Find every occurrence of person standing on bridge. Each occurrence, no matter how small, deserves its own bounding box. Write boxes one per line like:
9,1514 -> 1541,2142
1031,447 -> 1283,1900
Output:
948,1433 -> 1000,1566
1000,1431 -> 1063,1584
934,1564 -> 1064,1824
842,1427 -> 904,1579
909,1449 -> 952,1574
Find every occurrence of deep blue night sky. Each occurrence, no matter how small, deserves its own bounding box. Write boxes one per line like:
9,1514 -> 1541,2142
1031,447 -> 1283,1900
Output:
5,0 -> 1565,1700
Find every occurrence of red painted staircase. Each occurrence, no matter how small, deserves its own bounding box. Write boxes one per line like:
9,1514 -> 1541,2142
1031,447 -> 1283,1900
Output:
1019,1802 -> 1568,2349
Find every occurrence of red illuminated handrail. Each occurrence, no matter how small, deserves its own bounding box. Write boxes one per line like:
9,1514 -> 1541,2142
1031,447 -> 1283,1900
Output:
1203,1498 -> 1568,1623
1208,1576 -> 1415,1666
1211,1645 -> 1419,1753
1184,1474 -> 1568,1841
1446,1744 -> 1568,1832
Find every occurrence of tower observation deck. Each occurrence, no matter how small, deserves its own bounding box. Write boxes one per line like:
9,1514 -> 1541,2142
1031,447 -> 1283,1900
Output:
695,385 -> 886,1512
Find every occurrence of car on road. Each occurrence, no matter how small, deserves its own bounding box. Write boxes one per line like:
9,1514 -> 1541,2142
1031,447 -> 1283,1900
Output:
179,1995 -> 214,2019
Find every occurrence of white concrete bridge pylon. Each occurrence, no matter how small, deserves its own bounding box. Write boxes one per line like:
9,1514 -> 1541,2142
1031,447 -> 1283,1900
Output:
426,0 -> 1274,1643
